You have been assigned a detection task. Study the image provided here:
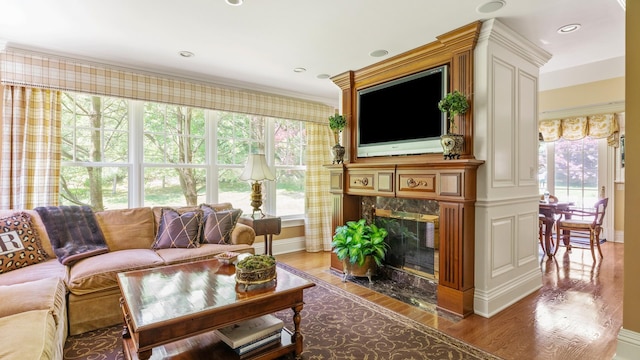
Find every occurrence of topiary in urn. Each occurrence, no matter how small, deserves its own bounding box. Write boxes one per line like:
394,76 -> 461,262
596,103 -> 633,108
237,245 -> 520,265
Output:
328,114 -> 347,164
437,90 -> 469,160
437,90 -> 469,134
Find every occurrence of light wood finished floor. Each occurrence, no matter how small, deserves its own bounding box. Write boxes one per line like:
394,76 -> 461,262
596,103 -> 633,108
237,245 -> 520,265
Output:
276,242 -> 623,360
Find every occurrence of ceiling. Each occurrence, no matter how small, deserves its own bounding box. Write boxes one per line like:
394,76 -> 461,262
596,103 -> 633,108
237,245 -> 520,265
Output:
0,0 -> 626,107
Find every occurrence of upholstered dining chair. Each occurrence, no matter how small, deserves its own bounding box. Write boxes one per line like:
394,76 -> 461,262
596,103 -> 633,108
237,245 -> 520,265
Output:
555,197 -> 609,261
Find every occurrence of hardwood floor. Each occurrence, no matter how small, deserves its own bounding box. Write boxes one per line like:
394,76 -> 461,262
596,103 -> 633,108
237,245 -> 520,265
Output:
275,241 -> 623,360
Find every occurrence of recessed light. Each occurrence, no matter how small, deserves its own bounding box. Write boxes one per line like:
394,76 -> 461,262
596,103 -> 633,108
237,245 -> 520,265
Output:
477,0 -> 506,14
557,24 -> 581,34
293,67 -> 306,73
179,51 -> 195,58
369,49 -> 389,58
225,0 -> 243,6
317,74 -> 331,79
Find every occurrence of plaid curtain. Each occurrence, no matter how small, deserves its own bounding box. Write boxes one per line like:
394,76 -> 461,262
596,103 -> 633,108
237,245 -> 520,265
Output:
0,86 -> 61,209
304,122 -> 335,252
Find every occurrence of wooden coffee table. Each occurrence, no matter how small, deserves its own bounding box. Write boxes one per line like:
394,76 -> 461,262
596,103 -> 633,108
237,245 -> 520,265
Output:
117,258 -> 315,360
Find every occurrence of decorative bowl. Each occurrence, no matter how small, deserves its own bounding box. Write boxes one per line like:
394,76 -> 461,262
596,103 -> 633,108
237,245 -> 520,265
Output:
214,251 -> 239,265
235,255 -> 277,285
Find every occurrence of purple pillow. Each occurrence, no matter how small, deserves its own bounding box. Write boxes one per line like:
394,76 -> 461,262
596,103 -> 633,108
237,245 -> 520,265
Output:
200,205 -> 242,244
152,208 -> 203,249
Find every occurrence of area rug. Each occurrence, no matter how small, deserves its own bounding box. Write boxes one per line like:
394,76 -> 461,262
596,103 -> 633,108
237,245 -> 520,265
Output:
63,263 -> 500,360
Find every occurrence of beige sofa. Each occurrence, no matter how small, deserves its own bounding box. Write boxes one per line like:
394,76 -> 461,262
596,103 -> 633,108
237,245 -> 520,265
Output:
0,203 -> 255,359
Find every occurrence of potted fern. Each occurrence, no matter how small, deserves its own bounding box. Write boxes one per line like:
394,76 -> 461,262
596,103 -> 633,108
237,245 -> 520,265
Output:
331,218 -> 389,283
328,114 -> 347,164
437,90 -> 469,159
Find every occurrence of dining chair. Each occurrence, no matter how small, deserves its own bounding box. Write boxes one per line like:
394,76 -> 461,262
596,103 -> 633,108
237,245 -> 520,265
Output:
538,194 -> 559,252
555,197 -> 608,261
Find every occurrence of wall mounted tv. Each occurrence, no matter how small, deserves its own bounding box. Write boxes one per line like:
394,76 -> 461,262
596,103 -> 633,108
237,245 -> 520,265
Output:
357,64 -> 448,158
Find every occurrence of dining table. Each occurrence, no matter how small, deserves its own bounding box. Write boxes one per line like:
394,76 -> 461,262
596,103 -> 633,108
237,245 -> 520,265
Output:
539,201 -> 574,256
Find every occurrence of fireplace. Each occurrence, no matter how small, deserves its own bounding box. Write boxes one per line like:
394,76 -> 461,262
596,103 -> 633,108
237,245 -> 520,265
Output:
363,197 -> 439,281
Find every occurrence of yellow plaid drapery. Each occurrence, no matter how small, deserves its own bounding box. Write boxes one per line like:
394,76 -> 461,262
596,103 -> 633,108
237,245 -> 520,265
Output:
539,113 -> 619,142
0,49 -> 334,124
304,122 -> 335,252
0,86 -> 61,209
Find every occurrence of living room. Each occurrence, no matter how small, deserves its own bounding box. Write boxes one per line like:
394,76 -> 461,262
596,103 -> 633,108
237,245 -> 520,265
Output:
0,1 -> 637,360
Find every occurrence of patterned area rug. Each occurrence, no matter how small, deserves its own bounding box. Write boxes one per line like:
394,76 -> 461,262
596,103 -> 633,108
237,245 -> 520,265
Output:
64,263 -> 500,360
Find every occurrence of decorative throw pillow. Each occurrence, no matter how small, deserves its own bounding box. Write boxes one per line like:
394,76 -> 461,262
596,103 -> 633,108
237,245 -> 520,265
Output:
200,205 -> 242,244
0,212 -> 48,274
152,208 -> 203,249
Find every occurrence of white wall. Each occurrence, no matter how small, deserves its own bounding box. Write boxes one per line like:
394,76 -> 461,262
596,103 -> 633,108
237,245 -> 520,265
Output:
473,19 -> 552,317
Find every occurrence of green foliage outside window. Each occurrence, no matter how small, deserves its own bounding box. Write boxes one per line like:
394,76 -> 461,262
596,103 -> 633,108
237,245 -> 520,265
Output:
60,93 -> 307,216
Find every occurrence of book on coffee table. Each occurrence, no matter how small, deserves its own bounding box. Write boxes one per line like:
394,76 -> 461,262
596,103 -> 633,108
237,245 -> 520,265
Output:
214,314 -> 284,348
235,330 -> 282,356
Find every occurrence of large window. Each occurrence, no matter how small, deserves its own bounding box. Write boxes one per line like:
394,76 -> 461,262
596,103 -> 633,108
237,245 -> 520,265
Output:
60,94 -> 307,218
539,137 -> 602,210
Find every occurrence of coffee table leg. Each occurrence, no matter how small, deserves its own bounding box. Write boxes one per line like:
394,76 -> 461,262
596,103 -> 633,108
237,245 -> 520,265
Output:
292,303 -> 304,359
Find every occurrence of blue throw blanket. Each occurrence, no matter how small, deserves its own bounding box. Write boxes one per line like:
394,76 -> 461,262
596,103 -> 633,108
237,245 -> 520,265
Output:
34,205 -> 108,265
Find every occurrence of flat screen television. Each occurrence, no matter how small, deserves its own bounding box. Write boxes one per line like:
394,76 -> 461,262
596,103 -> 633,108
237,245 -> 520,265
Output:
356,64 -> 448,158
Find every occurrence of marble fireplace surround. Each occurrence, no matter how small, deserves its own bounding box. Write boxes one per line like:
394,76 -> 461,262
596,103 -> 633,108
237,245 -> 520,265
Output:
365,196 -> 439,280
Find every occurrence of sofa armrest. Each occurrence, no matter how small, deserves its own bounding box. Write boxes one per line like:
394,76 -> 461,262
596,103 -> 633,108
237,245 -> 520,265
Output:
230,223 -> 256,246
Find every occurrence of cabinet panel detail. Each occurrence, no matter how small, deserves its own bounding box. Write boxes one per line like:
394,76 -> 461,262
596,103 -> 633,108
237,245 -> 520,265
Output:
348,172 -> 374,190
397,173 -> 436,194
378,172 -> 394,192
330,172 -> 343,192
440,173 -> 462,197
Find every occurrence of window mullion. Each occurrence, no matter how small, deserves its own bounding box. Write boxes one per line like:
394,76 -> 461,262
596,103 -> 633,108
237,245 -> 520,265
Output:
129,101 -> 144,208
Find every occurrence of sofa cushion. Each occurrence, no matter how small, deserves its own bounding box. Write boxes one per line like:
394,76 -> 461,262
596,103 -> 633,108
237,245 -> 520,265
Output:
0,309 -> 58,360
94,207 -> 156,251
0,212 -> 49,274
152,208 -> 203,249
155,243 -> 255,265
66,249 -> 164,295
0,259 -> 67,287
201,205 -> 242,244
0,277 -> 66,327
152,203 -> 234,232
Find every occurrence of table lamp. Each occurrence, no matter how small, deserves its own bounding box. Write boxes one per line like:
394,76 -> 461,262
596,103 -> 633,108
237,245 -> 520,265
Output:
239,153 -> 275,218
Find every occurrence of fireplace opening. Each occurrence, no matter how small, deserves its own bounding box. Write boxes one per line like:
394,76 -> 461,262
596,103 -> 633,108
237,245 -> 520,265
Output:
375,209 -> 439,281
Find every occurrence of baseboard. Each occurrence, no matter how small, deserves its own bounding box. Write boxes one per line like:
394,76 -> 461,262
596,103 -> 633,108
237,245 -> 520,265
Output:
615,328 -> 640,359
614,230 -> 624,243
252,236 -> 306,255
473,268 -> 542,318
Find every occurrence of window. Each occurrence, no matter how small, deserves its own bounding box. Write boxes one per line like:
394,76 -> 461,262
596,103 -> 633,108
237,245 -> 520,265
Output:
539,137 -> 601,210
142,103 -> 207,207
61,94 -> 307,218
60,93 -> 130,210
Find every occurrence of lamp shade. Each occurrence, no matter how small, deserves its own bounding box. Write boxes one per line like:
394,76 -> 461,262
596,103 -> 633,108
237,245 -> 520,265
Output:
239,154 -> 275,181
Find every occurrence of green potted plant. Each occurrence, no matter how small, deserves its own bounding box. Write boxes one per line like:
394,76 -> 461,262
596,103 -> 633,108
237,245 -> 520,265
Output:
331,218 -> 389,282
437,90 -> 469,159
438,90 -> 469,134
328,114 -> 347,164
328,114 -> 347,143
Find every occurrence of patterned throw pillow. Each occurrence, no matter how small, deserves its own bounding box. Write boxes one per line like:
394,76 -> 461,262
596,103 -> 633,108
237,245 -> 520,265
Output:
152,208 -> 203,249
200,205 -> 242,244
0,212 -> 48,274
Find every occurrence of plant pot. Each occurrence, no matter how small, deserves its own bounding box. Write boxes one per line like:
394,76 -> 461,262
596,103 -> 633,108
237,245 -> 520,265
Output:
440,133 -> 464,160
342,256 -> 376,283
332,144 -> 345,164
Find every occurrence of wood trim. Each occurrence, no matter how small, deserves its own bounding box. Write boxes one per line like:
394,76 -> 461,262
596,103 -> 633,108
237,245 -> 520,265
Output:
328,22 -> 484,317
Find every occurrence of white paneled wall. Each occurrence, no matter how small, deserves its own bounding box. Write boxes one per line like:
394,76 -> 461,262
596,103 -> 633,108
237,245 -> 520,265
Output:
472,19 -> 552,317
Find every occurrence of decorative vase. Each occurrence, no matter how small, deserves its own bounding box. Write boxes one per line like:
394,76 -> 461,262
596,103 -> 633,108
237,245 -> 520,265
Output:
342,256 -> 376,283
332,144 -> 345,164
440,133 -> 464,160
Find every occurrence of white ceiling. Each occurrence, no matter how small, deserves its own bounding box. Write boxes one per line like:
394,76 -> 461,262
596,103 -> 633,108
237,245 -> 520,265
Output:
0,0 -> 626,107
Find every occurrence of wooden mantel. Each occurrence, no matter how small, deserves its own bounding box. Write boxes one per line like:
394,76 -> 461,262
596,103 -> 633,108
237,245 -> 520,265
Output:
327,21 -> 484,317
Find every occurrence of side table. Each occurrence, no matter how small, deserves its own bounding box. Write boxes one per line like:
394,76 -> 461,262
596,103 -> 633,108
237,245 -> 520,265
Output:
238,214 -> 281,255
